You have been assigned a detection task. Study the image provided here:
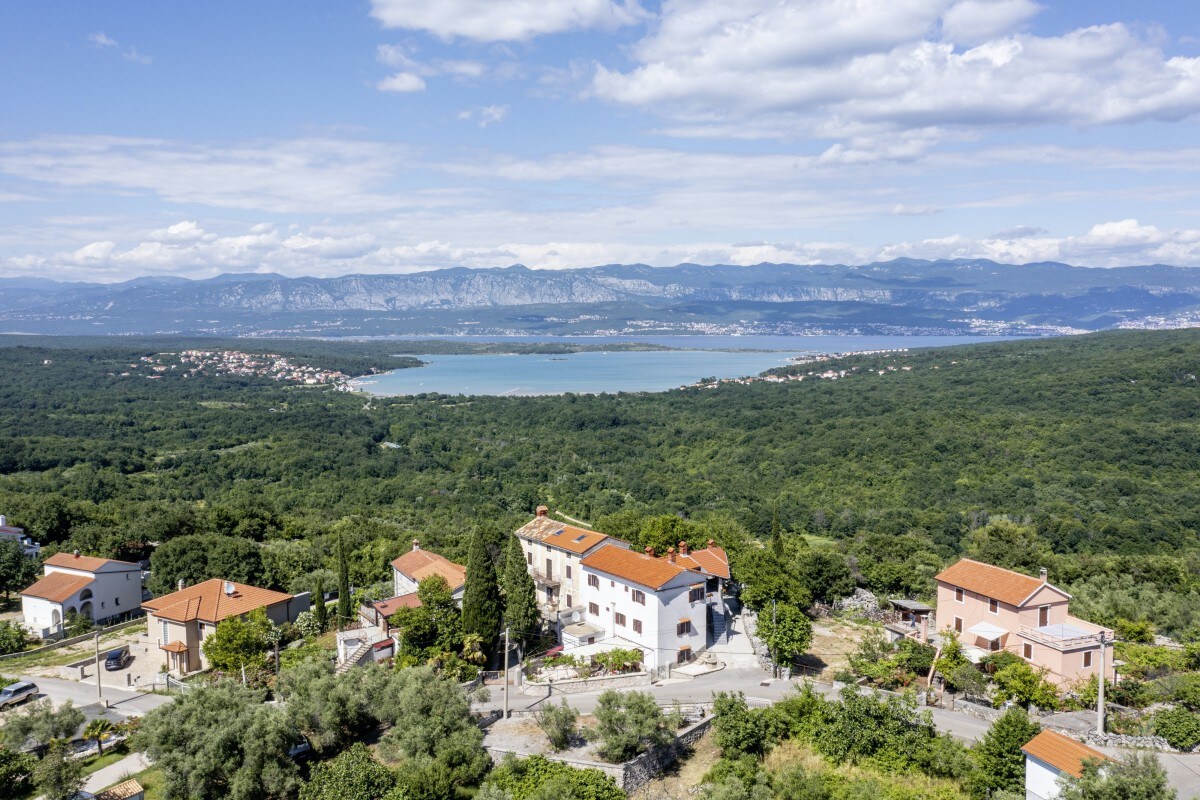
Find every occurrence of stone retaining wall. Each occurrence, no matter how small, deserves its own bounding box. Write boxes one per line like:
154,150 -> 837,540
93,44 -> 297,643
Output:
521,671 -> 651,696
1077,731 -> 1181,752
0,616 -> 145,662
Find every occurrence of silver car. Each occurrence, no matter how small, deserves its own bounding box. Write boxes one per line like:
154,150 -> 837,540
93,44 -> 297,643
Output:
0,682 -> 37,709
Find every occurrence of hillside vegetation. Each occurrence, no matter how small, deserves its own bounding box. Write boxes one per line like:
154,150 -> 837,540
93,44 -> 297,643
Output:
0,329 -> 1197,637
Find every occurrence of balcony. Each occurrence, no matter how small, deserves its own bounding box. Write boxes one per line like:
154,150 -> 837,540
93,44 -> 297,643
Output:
1019,617 -> 1109,650
530,569 -> 560,587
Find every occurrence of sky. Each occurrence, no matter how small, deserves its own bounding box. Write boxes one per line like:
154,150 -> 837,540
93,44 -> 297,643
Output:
3,0 -> 1200,282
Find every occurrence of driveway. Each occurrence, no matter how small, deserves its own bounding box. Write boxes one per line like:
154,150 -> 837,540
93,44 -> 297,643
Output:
9,674 -> 171,718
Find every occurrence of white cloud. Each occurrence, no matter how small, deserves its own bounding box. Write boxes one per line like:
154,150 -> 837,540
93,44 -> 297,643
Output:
941,0 -> 1040,44
87,32 -> 151,64
88,32 -> 118,48
123,48 -> 153,65
592,0 -> 1200,140
459,105 -> 510,127
376,72 -> 427,92
369,0 -> 648,42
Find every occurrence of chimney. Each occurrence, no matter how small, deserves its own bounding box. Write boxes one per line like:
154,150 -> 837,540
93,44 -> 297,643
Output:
707,539 -> 715,548
667,546 -> 676,564
679,541 -> 689,557
1039,567 -> 1048,582
412,539 -> 420,551
644,546 -> 654,557
920,614 -> 929,644
177,578 -> 185,591
224,581 -> 235,596
535,505 -> 549,517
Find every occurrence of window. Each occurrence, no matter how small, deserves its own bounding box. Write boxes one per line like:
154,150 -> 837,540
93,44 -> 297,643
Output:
545,559 -> 553,579
526,552 -> 532,565
632,589 -> 646,605
615,612 -> 626,627
126,573 -> 130,580
588,574 -> 599,589
101,601 -> 105,609
115,597 -> 120,606
1039,606 -> 1050,627
689,587 -> 705,603
1083,651 -> 1093,668
566,594 -> 572,607
953,617 -> 963,633
633,619 -> 643,634
954,587 -> 964,603
589,603 -> 600,616
677,619 -> 693,636
566,565 -> 572,580
610,581 -> 615,588
989,638 -> 1000,652
988,598 -> 998,614
1023,643 -> 1033,660
677,647 -> 692,664
160,620 -> 169,644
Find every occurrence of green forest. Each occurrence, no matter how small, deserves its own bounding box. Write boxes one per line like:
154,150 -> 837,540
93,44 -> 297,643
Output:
0,329 -> 1198,640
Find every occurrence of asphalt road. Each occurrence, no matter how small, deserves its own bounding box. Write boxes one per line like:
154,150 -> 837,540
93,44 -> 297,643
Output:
10,674 -> 171,718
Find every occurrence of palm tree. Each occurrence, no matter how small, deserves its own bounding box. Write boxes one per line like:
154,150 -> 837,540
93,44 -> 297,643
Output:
82,718 -> 114,756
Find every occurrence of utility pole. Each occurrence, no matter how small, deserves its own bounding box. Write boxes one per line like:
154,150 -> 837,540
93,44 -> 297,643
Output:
503,626 -> 510,719
93,633 -> 105,707
1096,631 -> 1106,736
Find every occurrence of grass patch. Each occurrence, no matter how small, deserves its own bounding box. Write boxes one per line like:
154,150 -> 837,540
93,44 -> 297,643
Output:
112,765 -> 166,800
801,533 -> 837,547
3,627 -> 143,670
81,742 -> 131,776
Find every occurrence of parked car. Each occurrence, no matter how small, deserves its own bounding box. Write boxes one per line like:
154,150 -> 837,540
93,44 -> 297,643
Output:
0,682 -> 38,709
104,646 -> 132,671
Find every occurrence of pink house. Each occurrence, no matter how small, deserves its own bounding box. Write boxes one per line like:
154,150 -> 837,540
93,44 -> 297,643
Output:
934,559 -> 1114,687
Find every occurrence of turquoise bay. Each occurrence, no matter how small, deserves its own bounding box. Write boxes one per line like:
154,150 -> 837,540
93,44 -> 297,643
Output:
351,335 -> 1016,396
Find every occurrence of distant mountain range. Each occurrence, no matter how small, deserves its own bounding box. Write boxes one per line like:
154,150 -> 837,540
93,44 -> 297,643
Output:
2,260 -> 1199,337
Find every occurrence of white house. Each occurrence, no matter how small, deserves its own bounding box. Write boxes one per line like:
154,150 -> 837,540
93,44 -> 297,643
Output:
515,507 -> 628,626
390,541 -> 466,602
0,515 -> 40,557
1021,729 -> 1111,800
577,544 -> 709,670
21,552 -> 142,638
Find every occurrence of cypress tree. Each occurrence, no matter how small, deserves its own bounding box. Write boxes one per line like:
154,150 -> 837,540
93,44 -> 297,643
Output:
502,534 -> 541,660
461,528 -> 502,661
336,532 -> 352,626
312,574 -> 328,632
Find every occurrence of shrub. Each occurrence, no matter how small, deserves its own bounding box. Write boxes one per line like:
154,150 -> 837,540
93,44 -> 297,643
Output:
1153,706 -> 1200,751
590,690 -> 675,763
534,699 -> 578,752
484,754 -> 625,800
1115,618 -> 1155,644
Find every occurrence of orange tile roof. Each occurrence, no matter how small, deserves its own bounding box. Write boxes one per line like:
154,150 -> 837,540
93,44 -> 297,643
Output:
935,558 -> 1053,607
390,548 -> 466,590
43,552 -> 139,573
676,545 -> 731,579
581,546 -> 702,590
1022,730 -> 1111,778
143,579 -> 295,624
95,779 -> 145,800
515,516 -> 616,555
374,593 -> 421,617
20,571 -> 94,603
161,640 -> 188,654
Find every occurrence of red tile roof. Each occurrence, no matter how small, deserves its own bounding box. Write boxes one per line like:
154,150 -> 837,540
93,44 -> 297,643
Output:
143,579 -> 295,624
676,545 -> 730,579
43,552 -> 139,573
161,640 -> 188,654
390,548 -> 466,591
1022,729 -> 1111,778
581,546 -> 702,590
515,516 -> 618,555
20,572 -> 94,603
374,593 -> 421,617
935,558 -> 1055,607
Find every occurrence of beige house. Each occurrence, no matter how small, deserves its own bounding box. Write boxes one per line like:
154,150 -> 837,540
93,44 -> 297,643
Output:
515,507 -> 628,621
390,541 -> 466,601
142,579 -> 308,674
935,559 -> 1114,687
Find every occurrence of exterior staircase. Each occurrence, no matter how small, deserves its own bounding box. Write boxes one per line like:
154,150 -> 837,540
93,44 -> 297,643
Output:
710,608 -> 728,645
336,641 -> 372,674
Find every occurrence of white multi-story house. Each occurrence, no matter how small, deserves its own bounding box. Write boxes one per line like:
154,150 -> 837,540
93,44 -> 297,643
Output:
515,507 -> 628,623
21,552 -> 142,638
0,515 -> 40,557
577,544 -> 710,670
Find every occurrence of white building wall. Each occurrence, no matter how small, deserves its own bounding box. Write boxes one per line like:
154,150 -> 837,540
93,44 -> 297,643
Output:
45,565 -> 142,624
392,569 -> 464,603
21,596 -> 63,637
1025,756 -> 1064,800
579,566 -> 707,670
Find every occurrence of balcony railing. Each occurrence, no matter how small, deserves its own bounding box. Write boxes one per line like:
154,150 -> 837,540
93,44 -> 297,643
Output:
530,569 -> 560,587
1018,625 -> 1103,650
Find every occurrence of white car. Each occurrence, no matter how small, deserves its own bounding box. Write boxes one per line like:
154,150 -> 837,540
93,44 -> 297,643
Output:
0,681 -> 38,709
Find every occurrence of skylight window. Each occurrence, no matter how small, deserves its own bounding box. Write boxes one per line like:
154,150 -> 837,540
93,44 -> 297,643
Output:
573,534 -> 587,543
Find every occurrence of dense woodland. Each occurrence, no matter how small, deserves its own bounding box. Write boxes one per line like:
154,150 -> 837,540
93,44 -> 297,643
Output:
0,329 -> 1198,641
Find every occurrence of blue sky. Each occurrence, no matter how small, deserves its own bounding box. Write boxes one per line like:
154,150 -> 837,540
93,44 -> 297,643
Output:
3,0 -> 1200,281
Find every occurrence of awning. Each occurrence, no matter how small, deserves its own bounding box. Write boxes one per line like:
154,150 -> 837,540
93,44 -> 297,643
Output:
678,617 -> 690,625
889,598 -> 933,613
966,621 -> 1008,641
161,640 -> 188,653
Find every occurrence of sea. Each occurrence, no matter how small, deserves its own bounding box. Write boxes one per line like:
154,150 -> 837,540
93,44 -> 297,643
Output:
350,334 -> 1029,397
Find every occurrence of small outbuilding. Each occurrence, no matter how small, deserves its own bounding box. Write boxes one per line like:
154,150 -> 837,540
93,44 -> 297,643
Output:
1021,729 -> 1111,799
